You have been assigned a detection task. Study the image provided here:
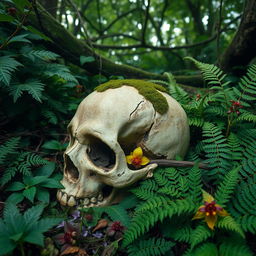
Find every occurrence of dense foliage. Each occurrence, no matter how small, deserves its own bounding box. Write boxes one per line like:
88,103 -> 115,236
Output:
0,0 -> 256,256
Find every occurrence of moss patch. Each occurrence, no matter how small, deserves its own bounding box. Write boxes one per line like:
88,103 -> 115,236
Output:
95,79 -> 168,114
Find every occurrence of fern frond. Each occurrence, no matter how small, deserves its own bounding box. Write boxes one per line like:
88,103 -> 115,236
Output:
8,79 -> 45,102
25,50 -> 59,62
237,111 -> 256,123
202,122 -> 231,180
190,224 -> 212,248
191,242 -> 218,256
234,64 -> 256,103
43,63 -> 78,83
169,225 -> 192,243
216,216 -> 244,238
0,56 -> 22,86
187,165 -> 202,204
227,133 -> 243,161
0,137 -> 20,165
185,57 -> 228,87
0,166 -> 17,186
42,110 -> 58,124
219,239 -> 253,256
214,167 -> 240,207
98,204 -> 130,227
127,238 -> 173,256
123,199 -> 194,247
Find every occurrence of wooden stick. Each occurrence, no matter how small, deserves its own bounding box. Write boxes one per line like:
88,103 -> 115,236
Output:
150,159 -> 210,170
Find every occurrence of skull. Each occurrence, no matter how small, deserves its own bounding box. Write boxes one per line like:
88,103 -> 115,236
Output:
57,84 -> 189,208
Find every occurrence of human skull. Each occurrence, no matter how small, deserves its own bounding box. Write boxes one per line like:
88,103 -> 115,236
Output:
57,83 -> 190,208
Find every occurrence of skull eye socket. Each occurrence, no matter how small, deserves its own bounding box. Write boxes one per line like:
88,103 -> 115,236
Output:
87,136 -> 116,170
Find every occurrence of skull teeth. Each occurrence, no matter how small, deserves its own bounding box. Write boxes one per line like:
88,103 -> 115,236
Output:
57,190 -> 109,208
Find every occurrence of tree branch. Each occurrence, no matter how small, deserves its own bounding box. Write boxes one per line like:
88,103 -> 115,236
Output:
27,2 -> 203,89
101,8 -> 138,34
141,0 -> 150,44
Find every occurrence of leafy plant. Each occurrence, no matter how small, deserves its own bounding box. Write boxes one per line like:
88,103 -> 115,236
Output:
5,162 -> 64,204
0,203 -> 62,256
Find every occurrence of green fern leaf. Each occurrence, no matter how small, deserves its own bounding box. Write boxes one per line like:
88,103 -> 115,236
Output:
185,57 -> 228,87
0,137 -> 20,165
127,238 -> 173,256
190,224 -> 212,248
8,79 -> 44,102
0,56 -> 22,86
123,199 -> 194,247
219,239 -> 253,256
192,242 -> 218,256
216,216 -> 244,238
214,166 -> 240,207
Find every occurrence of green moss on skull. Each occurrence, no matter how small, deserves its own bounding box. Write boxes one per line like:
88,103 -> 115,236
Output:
94,79 -> 168,114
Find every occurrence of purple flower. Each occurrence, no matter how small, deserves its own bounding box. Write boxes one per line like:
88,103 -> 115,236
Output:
71,210 -> 80,221
92,231 -> 103,238
82,227 -> 89,237
56,220 -> 65,228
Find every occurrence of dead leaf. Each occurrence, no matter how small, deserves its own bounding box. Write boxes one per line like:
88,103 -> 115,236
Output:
60,246 -> 80,256
92,219 -> 108,233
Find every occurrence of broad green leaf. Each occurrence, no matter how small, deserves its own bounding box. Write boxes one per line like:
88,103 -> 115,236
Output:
10,232 -> 23,242
0,14 -> 15,22
40,178 -> 64,189
36,188 -> 50,203
23,187 -> 36,203
41,140 -> 66,151
34,162 -> 55,177
23,231 -> 44,247
6,181 -> 25,191
37,218 -> 63,233
80,56 -> 95,65
6,192 -> 24,204
23,175 -> 48,186
0,238 -> 16,256
24,204 -> 45,228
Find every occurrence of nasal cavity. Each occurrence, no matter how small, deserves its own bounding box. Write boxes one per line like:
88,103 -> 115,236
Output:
87,136 -> 116,171
64,155 -> 79,182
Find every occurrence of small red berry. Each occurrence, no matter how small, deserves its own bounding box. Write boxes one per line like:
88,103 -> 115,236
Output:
7,7 -> 16,16
85,214 -> 93,222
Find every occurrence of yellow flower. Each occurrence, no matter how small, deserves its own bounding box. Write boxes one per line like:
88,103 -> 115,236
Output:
126,147 -> 150,168
192,191 -> 229,230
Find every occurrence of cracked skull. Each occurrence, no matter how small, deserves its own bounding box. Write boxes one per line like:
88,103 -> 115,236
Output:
57,84 -> 190,208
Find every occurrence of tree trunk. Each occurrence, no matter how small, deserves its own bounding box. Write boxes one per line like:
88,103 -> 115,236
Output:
38,0 -> 58,18
219,0 -> 256,72
28,3 -> 203,89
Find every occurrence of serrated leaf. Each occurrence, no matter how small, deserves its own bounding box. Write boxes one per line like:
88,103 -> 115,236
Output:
8,79 -> 44,102
36,188 -> 50,203
6,181 -> 25,191
40,178 -> 64,189
37,218 -> 63,233
0,56 -> 22,86
23,231 -> 44,247
10,232 -> 23,242
34,162 -> 55,177
23,187 -> 36,203
0,238 -> 16,256
6,192 -> 24,204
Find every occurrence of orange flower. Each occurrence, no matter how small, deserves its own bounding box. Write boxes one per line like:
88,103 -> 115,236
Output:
126,147 -> 150,168
192,191 -> 229,230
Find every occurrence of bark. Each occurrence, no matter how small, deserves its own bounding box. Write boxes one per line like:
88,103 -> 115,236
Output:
38,0 -> 58,18
219,0 -> 256,72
